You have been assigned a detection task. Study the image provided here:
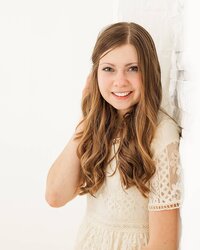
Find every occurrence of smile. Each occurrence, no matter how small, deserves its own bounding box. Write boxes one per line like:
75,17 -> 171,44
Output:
111,91 -> 133,100
112,91 -> 132,97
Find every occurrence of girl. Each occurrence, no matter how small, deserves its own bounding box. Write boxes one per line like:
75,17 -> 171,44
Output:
45,22 -> 182,250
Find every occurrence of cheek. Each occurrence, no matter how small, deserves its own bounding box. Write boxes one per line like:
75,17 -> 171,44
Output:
97,74 -> 105,96
133,74 -> 142,88
97,75 -> 103,92
98,71 -> 107,82
136,80 -> 142,89
97,72 -> 110,90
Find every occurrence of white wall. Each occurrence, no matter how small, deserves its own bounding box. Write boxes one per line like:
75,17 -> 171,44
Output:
0,0 -> 199,249
0,1 -> 115,249
179,1 -> 200,249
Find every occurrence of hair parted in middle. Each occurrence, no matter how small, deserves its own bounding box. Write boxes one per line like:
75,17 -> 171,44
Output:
75,22 -> 162,198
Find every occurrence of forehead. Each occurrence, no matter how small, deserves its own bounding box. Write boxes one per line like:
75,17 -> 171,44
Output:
99,44 -> 138,64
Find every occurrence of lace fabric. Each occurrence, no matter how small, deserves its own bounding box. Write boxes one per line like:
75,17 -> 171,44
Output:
74,214 -> 149,250
74,142 -> 150,250
148,141 -> 182,211
74,115 -> 183,249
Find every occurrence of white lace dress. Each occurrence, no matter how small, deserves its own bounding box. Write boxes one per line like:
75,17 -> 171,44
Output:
73,115 -> 183,250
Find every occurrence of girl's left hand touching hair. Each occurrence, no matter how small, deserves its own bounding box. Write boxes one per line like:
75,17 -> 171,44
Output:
82,73 -> 92,97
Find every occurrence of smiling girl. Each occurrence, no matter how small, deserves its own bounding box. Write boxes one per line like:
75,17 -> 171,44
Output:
45,22 -> 182,250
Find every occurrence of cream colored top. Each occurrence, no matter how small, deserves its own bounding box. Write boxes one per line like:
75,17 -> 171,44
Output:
73,113 -> 183,250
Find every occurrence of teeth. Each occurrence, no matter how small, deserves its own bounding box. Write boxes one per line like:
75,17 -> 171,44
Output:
113,92 -> 131,97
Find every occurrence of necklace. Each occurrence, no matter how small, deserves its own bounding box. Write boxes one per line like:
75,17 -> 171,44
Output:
112,137 -> 121,145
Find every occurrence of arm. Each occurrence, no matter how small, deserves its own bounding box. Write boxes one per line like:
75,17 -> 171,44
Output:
45,75 -> 91,207
142,209 -> 181,250
45,130 -> 82,208
143,116 -> 182,249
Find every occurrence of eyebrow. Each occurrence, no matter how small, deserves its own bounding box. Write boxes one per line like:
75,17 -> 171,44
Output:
99,62 -> 138,66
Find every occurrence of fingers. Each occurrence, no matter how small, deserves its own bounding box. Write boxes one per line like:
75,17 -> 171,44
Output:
82,73 -> 92,97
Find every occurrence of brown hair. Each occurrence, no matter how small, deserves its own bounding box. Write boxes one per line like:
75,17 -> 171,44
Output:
75,22 -> 162,197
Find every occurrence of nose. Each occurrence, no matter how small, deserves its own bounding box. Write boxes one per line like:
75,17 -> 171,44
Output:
113,70 -> 128,87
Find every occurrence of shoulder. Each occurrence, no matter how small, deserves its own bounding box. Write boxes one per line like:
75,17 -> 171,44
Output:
150,111 -> 181,156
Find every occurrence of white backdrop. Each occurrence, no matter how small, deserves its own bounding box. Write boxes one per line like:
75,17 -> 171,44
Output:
0,1 -> 115,249
0,0 -> 199,249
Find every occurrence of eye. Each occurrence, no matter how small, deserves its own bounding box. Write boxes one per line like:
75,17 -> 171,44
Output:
128,66 -> 139,72
102,67 -> 114,72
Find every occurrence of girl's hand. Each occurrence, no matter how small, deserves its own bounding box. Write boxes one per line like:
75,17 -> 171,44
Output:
82,73 -> 92,97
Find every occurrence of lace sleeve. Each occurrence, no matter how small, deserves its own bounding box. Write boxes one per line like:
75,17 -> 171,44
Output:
148,141 -> 183,211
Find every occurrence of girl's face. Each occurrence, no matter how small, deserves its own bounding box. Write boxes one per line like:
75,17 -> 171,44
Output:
97,44 -> 142,117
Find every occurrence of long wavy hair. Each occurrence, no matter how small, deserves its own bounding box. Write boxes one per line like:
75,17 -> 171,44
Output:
75,22 -> 162,197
